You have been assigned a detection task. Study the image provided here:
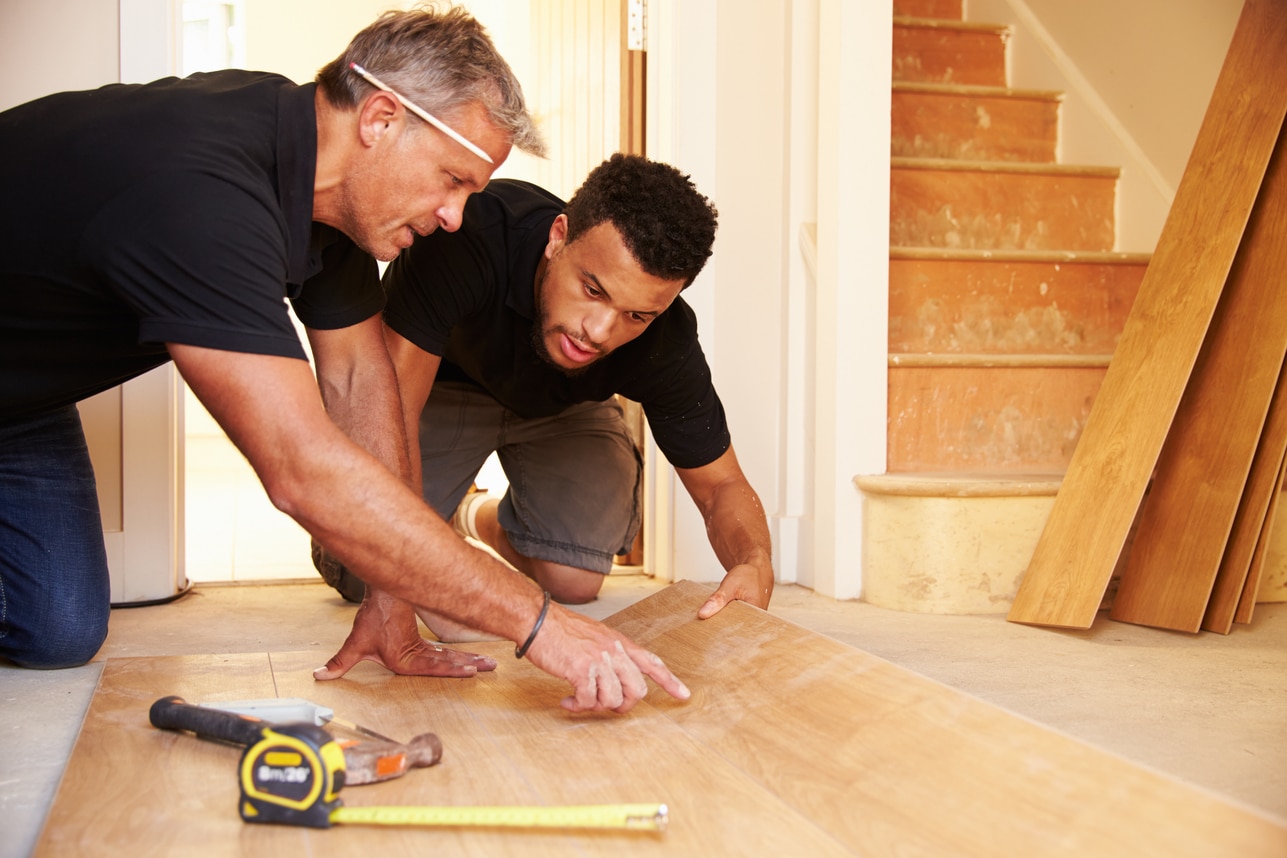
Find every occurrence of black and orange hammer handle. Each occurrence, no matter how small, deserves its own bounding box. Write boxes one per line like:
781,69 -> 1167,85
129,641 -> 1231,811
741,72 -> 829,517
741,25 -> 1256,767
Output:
150,695 -> 268,748
148,695 -> 424,786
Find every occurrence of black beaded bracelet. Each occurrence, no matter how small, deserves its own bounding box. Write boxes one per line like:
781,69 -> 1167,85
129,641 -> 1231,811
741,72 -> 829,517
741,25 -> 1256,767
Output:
515,590 -> 551,659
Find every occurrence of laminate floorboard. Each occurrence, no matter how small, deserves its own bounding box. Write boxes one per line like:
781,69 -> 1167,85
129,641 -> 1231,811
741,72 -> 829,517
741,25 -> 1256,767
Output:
32,582 -> 1286,857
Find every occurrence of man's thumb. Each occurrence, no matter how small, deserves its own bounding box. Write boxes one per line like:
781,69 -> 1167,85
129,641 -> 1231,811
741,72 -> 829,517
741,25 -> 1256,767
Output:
312,650 -> 355,681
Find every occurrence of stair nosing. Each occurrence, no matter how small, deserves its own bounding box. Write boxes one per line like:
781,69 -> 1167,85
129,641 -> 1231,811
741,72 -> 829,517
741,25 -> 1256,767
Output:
892,81 -> 1064,102
890,246 -> 1151,264
855,472 -> 1063,497
893,16 -> 1010,36
889,353 -> 1113,368
892,157 -> 1120,178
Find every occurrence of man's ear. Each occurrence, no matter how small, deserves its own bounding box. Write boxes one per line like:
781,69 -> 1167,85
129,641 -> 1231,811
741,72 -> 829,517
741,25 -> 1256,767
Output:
544,213 -> 569,259
357,91 -> 402,147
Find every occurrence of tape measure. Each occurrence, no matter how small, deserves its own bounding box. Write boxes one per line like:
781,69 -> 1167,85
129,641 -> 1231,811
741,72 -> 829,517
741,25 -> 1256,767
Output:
332,803 -> 667,830
237,722 -> 667,832
238,722 -> 345,828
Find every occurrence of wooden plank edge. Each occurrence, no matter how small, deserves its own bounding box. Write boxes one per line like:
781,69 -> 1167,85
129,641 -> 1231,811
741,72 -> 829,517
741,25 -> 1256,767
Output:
1203,356 -> 1287,633
1236,453 -> 1287,625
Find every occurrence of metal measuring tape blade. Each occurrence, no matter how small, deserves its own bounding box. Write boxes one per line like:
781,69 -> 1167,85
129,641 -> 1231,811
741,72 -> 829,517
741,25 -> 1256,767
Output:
330,803 -> 668,831
237,722 -> 667,832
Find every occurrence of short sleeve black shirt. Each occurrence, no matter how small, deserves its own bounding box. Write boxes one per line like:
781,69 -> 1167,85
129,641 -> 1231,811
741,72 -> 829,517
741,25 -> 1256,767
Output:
0,70 -> 383,418
382,180 -> 731,470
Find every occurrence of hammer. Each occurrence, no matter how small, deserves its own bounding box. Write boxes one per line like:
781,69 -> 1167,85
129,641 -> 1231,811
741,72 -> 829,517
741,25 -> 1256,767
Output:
149,695 -> 441,786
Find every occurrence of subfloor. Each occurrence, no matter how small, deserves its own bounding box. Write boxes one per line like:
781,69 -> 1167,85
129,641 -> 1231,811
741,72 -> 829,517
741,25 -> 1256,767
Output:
4,574 -> 1285,857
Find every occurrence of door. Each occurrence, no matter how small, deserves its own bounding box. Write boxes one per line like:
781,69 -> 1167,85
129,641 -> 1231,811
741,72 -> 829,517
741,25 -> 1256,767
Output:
0,0 -> 188,605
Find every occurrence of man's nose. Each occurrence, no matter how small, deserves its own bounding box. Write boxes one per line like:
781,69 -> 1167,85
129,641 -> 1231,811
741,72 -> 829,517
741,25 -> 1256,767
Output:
435,206 -> 463,232
435,194 -> 467,232
583,306 -> 615,345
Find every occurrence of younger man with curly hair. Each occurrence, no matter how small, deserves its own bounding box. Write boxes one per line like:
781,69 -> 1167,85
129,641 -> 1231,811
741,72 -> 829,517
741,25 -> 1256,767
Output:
341,154 -> 775,637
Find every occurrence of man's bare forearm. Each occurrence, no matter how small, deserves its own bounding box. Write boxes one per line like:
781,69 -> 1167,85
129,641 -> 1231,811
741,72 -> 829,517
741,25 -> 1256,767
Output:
309,318 -> 412,485
704,480 -> 774,577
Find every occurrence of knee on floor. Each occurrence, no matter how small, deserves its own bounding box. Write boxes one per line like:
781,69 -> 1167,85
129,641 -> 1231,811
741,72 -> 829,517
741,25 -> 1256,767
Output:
541,569 -> 608,605
1,606 -> 108,670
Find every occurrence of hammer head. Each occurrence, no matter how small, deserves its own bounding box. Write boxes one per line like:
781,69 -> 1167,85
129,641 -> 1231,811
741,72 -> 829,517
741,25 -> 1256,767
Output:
337,733 -> 443,785
195,698 -> 443,787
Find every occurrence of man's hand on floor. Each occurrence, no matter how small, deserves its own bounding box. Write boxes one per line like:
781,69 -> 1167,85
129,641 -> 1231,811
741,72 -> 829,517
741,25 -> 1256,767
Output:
313,588 -> 497,680
697,560 -> 774,619
524,604 -> 691,714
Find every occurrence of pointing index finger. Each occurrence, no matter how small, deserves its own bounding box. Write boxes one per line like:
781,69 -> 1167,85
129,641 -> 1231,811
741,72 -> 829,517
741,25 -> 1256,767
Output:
634,648 -> 691,702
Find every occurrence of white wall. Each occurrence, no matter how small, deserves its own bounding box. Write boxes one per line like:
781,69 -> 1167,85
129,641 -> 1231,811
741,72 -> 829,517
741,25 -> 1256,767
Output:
0,1 -> 119,109
811,0 -> 891,599
966,0 -> 1243,252
648,0 -> 889,598
645,1 -> 721,585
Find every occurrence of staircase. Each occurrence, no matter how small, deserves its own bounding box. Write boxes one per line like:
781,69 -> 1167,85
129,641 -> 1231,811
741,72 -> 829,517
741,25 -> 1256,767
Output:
857,0 -> 1151,613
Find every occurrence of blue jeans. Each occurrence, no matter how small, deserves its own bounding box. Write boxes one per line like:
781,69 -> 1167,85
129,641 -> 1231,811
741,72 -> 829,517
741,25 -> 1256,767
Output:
0,406 -> 110,668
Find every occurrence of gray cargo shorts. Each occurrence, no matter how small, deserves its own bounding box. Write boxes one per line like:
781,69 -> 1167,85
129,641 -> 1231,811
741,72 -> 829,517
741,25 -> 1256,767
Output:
419,382 -> 643,574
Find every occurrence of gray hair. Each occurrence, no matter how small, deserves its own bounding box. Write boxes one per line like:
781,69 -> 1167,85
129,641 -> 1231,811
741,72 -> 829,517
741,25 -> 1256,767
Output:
316,3 -> 546,157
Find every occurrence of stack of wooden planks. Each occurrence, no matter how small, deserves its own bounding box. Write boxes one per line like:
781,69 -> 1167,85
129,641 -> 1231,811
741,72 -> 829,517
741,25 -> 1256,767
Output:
1008,0 -> 1287,634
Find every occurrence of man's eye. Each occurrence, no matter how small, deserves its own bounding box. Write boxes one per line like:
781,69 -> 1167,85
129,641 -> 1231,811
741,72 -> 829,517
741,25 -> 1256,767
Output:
628,312 -> 648,324
584,283 -> 602,298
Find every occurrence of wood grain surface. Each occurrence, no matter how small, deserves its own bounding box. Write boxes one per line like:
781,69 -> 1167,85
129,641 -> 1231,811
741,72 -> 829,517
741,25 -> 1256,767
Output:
1008,0 -> 1287,629
35,582 -> 1287,857
1110,125 -> 1287,632
1236,453 -> 1287,625
1203,358 -> 1287,633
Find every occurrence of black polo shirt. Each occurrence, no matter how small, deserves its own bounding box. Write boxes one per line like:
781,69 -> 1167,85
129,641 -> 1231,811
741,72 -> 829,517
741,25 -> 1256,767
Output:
383,179 -> 731,470
0,70 -> 383,419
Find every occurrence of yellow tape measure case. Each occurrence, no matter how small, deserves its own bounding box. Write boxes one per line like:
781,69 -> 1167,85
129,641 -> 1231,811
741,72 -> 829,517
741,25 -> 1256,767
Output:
238,723 -> 346,828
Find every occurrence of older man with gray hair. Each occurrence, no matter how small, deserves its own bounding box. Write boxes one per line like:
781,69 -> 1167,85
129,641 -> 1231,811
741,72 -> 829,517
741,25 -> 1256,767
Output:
0,5 -> 688,715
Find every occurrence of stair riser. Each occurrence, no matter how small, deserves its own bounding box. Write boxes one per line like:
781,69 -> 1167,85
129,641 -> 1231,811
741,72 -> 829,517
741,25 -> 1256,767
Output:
891,168 -> 1118,251
892,90 -> 1059,163
888,365 -> 1104,472
893,25 -> 1008,86
890,258 -> 1145,354
857,484 -> 1286,614
894,0 -> 963,19
862,493 -> 1054,613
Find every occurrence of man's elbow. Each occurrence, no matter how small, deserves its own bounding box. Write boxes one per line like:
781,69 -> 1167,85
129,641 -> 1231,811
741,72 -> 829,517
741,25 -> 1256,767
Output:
260,471 -> 309,521
251,446 -> 328,524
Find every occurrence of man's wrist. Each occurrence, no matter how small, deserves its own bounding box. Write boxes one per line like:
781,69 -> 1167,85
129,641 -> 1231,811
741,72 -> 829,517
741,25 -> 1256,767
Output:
515,590 -> 551,659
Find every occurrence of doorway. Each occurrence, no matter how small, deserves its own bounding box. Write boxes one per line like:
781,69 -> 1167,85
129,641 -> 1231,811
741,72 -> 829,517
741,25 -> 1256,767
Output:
182,0 -> 646,584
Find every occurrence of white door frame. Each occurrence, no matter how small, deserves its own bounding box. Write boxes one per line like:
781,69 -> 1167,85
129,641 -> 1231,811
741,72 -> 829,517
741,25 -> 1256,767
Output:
99,0 -> 187,604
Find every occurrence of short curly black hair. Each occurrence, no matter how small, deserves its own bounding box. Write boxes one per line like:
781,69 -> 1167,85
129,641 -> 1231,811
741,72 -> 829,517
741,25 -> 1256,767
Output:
563,154 -> 718,289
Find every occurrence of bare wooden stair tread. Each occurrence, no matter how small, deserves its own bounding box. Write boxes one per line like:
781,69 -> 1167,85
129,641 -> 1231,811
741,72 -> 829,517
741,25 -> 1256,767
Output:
893,81 -> 1063,102
890,353 -> 1112,367
856,472 -> 1063,497
890,246 -> 1149,264
893,16 -> 1009,35
893,156 -> 1120,179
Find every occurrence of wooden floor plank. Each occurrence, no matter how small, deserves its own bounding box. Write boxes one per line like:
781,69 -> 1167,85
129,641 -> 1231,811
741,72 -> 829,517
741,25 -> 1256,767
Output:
1236,455 -> 1287,625
271,650 -> 856,857
268,652 -> 591,857
616,583 -> 1287,857
35,583 -> 1287,856
1008,0 -> 1287,628
1203,358 -> 1287,633
34,655 -> 281,857
1111,126 -> 1287,632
